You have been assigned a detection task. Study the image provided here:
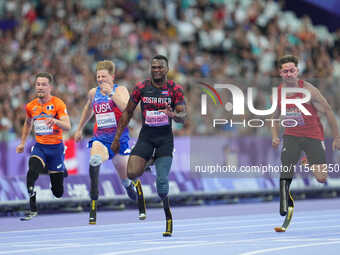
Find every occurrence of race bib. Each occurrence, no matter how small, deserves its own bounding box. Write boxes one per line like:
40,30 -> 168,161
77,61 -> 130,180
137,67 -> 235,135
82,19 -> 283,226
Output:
34,119 -> 53,135
145,111 -> 169,127
284,111 -> 305,127
96,112 -> 117,129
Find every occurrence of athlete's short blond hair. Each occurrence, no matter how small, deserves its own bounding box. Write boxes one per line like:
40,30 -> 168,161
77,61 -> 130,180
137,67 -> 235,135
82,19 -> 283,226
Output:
96,60 -> 115,75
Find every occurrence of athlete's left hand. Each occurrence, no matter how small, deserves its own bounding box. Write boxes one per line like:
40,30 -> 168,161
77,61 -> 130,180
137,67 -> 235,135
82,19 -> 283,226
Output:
332,137 -> 340,150
45,118 -> 56,128
159,104 -> 175,118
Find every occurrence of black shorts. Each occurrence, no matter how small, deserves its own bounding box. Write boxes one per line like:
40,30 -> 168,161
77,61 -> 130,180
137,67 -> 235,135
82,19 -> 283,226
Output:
281,135 -> 326,166
131,126 -> 174,161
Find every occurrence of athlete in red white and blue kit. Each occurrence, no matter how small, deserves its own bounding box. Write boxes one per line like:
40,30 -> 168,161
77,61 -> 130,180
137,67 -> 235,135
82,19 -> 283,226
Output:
75,60 -> 145,224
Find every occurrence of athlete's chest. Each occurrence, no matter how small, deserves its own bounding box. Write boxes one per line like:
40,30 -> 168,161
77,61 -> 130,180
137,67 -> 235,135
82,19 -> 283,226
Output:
140,86 -> 173,107
92,93 -> 116,114
31,103 -> 57,119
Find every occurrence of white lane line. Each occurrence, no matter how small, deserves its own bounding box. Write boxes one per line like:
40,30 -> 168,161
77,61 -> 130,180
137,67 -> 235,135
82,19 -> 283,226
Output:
3,227 -> 340,254
3,210 -> 340,235
239,240 -> 340,255
2,211 -> 340,238
99,239 -> 340,255
0,236 -> 318,255
2,217 -> 340,244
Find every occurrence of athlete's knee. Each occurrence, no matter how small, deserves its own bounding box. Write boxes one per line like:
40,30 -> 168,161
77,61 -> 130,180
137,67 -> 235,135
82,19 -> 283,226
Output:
158,192 -> 168,200
313,164 -> 328,183
89,154 -> 102,167
127,162 -> 144,179
51,185 -> 63,198
27,157 -> 43,190
50,173 -> 64,198
154,156 -> 172,195
156,175 -> 169,195
29,157 -> 44,172
127,169 -> 141,179
280,164 -> 295,179
315,175 -> 327,183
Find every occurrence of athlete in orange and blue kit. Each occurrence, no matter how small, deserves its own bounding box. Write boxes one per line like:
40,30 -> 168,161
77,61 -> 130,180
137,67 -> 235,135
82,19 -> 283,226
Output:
16,72 -> 71,220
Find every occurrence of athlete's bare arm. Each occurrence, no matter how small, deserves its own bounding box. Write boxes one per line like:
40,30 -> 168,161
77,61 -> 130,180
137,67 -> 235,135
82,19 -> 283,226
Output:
111,100 -> 137,153
159,104 -> 186,123
110,86 -> 130,112
75,88 -> 96,142
46,115 -> 71,131
270,99 -> 281,148
16,115 -> 33,153
305,82 -> 340,150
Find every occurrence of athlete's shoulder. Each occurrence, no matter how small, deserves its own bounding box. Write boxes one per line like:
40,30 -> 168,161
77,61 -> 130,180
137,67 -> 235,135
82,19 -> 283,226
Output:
115,84 -> 128,93
89,87 -> 97,97
168,80 -> 184,91
51,96 -> 67,106
135,79 -> 150,89
301,80 -> 314,89
26,98 -> 39,110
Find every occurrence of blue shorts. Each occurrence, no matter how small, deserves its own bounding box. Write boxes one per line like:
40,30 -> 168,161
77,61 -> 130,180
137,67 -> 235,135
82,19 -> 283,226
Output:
31,143 -> 66,172
88,135 -> 130,160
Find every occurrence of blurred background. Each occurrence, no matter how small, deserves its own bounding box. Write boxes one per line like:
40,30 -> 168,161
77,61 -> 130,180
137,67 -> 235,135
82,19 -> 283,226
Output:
0,0 -> 340,215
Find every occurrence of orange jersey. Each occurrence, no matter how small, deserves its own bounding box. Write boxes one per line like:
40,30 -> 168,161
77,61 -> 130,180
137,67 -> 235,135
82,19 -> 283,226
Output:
26,96 -> 68,144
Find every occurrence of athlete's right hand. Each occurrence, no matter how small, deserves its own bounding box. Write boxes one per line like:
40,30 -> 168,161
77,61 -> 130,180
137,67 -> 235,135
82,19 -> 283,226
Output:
111,139 -> 120,154
16,143 -> 25,153
100,82 -> 113,95
272,137 -> 280,148
74,130 -> 83,142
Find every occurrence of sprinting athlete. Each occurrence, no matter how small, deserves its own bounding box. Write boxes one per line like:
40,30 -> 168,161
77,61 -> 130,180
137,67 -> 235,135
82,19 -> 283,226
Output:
112,55 -> 186,236
75,60 -> 144,224
271,55 -> 340,232
16,72 -> 71,221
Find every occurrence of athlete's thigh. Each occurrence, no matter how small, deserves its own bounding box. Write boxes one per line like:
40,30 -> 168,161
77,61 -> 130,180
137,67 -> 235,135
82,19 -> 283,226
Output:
302,138 -> 327,182
281,135 -> 302,166
112,154 -> 129,179
131,137 -> 154,162
45,144 -> 66,172
302,138 -> 326,165
128,155 -> 148,175
155,135 -> 174,158
91,140 -> 109,162
31,143 -> 47,168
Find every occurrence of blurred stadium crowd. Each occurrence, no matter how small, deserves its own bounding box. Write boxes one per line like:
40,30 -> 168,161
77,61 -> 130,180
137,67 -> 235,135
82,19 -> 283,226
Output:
0,0 -> 339,140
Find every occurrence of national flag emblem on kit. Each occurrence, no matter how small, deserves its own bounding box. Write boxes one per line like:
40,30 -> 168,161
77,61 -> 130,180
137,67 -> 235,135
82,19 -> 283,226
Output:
46,105 -> 54,110
161,91 -> 169,96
